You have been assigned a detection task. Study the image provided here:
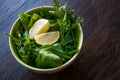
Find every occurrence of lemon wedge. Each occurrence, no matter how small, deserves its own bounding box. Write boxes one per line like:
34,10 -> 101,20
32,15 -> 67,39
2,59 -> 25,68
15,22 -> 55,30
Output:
29,19 -> 50,39
34,31 -> 60,45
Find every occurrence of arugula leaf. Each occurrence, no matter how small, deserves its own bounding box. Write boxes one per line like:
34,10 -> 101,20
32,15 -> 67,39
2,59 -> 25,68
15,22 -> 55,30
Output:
19,13 -> 41,31
63,33 -> 73,46
48,46 -> 71,59
28,13 -> 41,29
19,13 -> 31,31
53,0 -> 60,8
4,32 -> 19,43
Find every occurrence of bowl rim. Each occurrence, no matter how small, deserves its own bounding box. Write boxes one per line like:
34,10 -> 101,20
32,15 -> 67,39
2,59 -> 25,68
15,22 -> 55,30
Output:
9,6 -> 83,73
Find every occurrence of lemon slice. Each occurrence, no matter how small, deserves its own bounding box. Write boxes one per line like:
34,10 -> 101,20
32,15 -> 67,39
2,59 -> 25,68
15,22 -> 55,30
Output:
34,31 -> 60,45
29,19 -> 50,39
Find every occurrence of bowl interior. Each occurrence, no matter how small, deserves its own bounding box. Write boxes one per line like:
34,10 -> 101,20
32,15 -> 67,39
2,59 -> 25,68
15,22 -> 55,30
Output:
9,6 -> 83,73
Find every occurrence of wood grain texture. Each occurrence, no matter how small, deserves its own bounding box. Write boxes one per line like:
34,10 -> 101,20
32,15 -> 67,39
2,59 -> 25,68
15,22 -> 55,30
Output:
0,0 -> 29,24
0,0 -> 120,80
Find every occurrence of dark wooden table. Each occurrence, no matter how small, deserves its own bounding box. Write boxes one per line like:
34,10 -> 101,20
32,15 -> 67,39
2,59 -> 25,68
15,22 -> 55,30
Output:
0,0 -> 120,80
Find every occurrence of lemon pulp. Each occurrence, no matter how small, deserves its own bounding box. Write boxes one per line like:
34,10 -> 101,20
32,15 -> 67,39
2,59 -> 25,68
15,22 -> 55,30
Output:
29,19 -> 50,39
34,31 -> 60,45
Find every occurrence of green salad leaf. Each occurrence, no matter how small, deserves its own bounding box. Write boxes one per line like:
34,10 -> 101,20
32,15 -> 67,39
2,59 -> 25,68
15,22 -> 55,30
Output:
19,13 -> 31,31
5,0 -> 84,69
36,48 -> 62,68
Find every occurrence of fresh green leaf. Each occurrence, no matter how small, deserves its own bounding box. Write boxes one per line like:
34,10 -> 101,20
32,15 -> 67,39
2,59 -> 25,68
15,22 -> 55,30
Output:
19,13 -> 31,30
36,49 -> 62,68
28,13 -> 41,29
